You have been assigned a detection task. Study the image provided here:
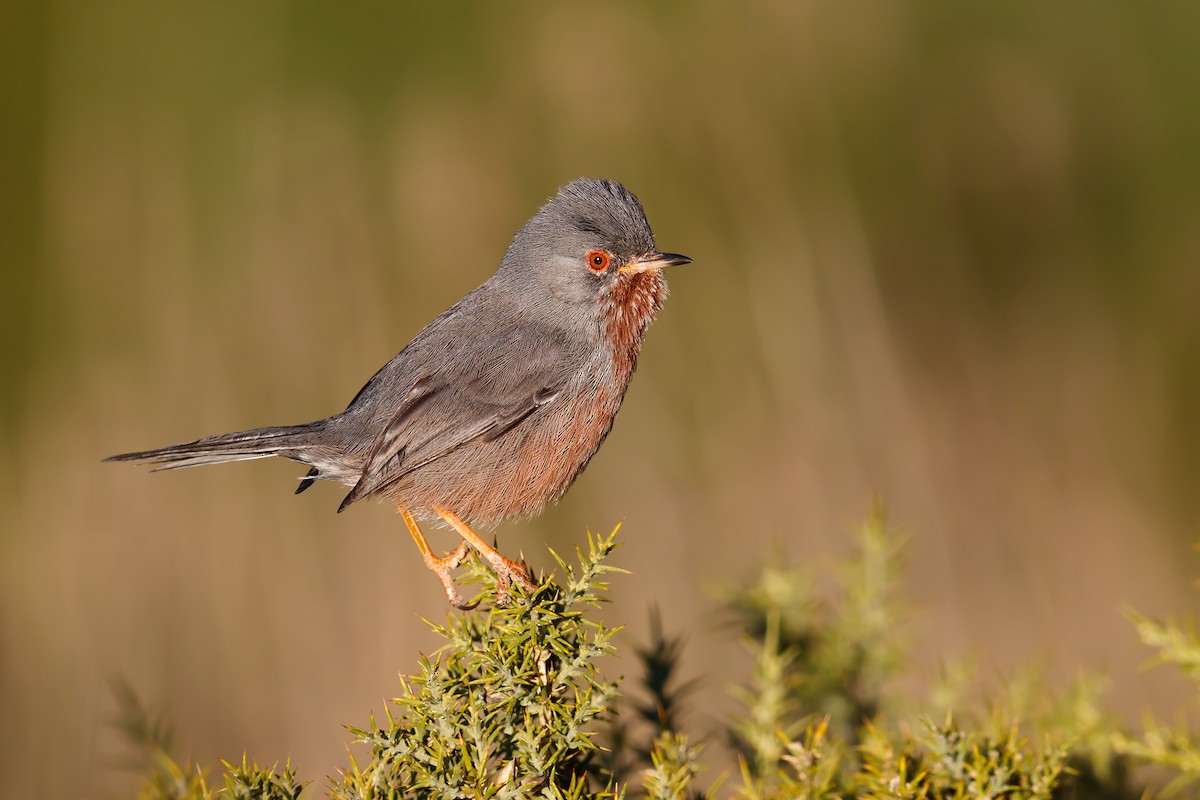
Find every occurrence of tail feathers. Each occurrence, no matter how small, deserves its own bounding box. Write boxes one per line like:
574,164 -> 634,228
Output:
296,466 -> 320,494
105,424 -> 322,472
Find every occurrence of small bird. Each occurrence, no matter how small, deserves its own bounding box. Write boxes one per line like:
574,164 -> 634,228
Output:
107,178 -> 690,608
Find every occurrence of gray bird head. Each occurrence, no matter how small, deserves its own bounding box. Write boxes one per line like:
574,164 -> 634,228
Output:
494,178 -> 690,323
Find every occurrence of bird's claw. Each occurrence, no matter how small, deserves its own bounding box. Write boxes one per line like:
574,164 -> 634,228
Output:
492,558 -> 535,608
427,542 -> 535,610
426,541 -> 479,610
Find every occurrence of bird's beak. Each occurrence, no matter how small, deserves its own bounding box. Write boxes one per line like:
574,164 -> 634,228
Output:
618,251 -> 692,274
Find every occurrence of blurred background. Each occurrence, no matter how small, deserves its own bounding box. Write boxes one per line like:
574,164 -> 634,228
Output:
3,2 -> 1199,797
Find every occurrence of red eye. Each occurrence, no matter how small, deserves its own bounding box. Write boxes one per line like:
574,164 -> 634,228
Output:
586,249 -> 611,273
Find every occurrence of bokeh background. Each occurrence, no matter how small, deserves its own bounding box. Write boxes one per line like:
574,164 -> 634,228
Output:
3,2 -> 1200,797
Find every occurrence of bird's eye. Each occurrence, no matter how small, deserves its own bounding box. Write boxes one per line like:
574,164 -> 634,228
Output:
586,249 -> 611,273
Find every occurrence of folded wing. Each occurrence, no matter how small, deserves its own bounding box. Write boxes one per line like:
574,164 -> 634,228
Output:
337,325 -> 582,511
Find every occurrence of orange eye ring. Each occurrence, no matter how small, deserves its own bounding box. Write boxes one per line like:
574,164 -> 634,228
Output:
586,249 -> 611,273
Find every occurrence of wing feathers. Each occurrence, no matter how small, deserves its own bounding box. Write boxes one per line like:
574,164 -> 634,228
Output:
337,380 -> 563,512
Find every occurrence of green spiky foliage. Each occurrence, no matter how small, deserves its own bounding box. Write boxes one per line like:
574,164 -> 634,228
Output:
604,608 -> 699,789
131,752 -> 303,800
720,507 -> 1127,800
1112,610 -> 1200,796
331,531 -> 625,800
640,732 -> 709,800
724,504 -> 907,757
125,511 -> 1200,799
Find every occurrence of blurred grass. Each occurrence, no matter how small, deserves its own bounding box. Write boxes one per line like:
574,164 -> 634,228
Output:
2,2 -> 1200,799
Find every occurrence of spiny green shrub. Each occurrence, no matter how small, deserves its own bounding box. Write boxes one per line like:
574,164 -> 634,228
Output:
332,532 -> 624,799
1112,610 -> 1200,795
126,513 -> 1200,799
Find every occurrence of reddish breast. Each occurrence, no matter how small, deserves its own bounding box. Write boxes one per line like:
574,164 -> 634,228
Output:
511,268 -> 668,509
395,269 -> 669,524
602,270 -> 669,378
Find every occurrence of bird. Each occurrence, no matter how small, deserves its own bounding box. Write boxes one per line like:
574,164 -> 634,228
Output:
106,178 -> 690,608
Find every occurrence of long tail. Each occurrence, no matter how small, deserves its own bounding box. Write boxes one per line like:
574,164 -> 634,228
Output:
104,423 -> 325,472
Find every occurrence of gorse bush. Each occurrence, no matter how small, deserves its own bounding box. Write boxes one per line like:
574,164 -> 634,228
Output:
333,532 -> 624,799
127,513 -> 1200,799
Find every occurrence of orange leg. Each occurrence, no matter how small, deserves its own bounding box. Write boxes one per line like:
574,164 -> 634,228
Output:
434,507 -> 535,606
399,504 -> 478,610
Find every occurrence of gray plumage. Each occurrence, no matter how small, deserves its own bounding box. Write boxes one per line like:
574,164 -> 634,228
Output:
107,178 -> 688,527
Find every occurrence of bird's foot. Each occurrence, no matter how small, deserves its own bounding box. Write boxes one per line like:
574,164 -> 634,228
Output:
433,507 -> 536,608
424,540 -> 479,610
491,556 -> 536,608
